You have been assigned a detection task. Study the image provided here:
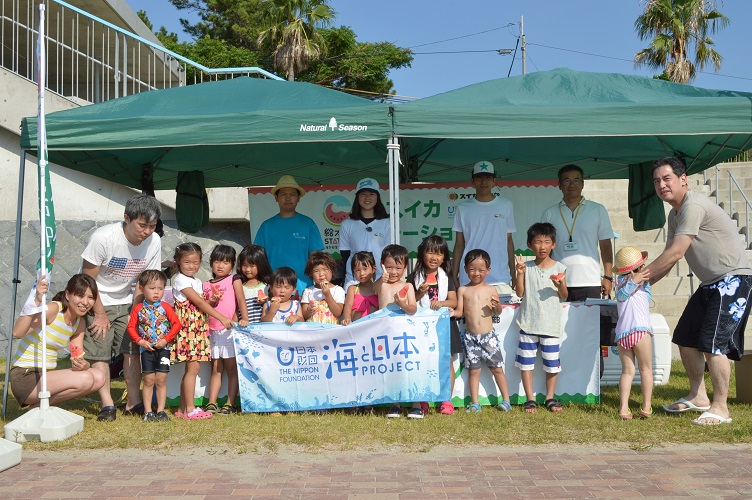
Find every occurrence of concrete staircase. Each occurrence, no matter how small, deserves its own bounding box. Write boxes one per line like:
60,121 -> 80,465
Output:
586,161 -> 752,358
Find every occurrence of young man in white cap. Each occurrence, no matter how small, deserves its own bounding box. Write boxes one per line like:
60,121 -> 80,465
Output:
254,175 -> 324,295
339,177 -> 391,287
451,161 -> 516,291
646,156 -> 752,425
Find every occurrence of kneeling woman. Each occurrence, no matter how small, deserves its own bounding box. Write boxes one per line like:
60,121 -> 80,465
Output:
10,274 -> 106,408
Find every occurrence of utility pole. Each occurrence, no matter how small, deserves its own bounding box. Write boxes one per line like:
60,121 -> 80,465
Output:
521,15 -> 526,75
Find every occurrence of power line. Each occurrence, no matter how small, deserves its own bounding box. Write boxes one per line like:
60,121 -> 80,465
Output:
411,49 -> 503,55
409,23 -> 515,49
528,42 -> 752,82
527,42 -> 634,63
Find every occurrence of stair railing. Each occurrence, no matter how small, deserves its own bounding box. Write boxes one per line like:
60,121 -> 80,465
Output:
728,171 -> 752,250
1,0 -> 281,105
705,165 -> 751,249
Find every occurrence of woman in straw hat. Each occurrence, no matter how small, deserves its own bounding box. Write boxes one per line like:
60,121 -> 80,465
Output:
614,246 -> 653,419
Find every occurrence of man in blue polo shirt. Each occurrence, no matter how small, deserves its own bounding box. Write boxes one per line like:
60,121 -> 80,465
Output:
254,175 -> 324,295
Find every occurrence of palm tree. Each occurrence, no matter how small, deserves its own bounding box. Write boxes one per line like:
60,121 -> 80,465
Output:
634,0 -> 729,84
257,0 -> 335,81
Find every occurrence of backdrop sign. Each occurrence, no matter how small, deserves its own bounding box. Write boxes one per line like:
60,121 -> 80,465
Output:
248,181 -> 560,255
232,307 -> 451,412
453,303 -> 601,405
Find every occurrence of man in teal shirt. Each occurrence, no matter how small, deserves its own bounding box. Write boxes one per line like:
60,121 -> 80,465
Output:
254,175 -> 324,295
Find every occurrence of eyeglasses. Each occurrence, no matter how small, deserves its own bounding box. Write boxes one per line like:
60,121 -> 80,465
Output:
561,178 -> 583,186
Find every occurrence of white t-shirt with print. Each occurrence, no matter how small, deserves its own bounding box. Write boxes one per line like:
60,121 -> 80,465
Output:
81,222 -> 161,306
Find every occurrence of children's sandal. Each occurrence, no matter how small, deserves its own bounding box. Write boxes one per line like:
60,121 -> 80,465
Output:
184,408 -> 213,420
638,407 -> 653,418
498,400 -> 512,412
465,403 -> 482,413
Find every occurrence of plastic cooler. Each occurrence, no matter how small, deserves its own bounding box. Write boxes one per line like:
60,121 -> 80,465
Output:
601,312 -> 672,386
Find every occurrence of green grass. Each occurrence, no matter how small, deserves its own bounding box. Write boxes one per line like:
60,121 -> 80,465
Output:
2,360 -> 751,453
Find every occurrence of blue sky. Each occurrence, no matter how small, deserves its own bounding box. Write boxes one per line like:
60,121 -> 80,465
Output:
127,0 -> 752,98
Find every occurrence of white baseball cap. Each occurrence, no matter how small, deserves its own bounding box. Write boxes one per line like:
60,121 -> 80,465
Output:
356,177 -> 380,193
472,161 -> 496,177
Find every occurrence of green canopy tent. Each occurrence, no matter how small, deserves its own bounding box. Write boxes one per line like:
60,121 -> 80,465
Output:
393,68 -> 752,230
19,69 -> 752,229
20,76 -> 395,189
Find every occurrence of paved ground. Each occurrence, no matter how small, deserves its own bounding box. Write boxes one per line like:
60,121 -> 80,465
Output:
2,443 -> 751,499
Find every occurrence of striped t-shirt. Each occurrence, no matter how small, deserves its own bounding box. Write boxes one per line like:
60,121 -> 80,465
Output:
239,280 -> 267,324
13,302 -> 79,369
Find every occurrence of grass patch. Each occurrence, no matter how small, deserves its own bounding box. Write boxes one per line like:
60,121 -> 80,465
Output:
2,359 -> 751,452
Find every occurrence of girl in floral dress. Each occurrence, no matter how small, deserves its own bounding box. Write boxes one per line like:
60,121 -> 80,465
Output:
170,242 -> 233,420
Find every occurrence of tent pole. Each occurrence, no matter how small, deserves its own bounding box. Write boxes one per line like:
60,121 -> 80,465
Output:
2,150 -> 27,419
386,137 -> 401,245
387,137 -> 397,244
392,137 -> 401,245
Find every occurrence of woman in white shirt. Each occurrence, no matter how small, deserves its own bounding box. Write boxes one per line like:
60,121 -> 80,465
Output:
339,178 -> 391,288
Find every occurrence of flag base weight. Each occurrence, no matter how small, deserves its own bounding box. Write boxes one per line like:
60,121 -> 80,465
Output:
4,406 -> 84,443
0,438 -> 22,471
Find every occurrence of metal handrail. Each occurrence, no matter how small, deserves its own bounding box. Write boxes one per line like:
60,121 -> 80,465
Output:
51,0 -> 281,81
728,171 -> 752,249
705,165 -> 752,249
1,0 -> 282,105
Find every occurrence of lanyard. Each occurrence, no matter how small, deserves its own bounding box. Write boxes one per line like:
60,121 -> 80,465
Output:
558,198 -> 584,242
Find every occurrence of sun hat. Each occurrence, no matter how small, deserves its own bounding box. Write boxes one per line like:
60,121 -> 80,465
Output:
472,160 -> 495,177
271,175 -> 305,197
355,177 -> 380,194
615,246 -> 648,275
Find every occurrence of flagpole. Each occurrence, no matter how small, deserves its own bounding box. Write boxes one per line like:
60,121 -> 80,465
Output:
37,2 -> 50,411
3,4 -> 81,443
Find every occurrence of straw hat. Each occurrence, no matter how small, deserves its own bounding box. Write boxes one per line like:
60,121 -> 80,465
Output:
615,246 -> 648,275
271,175 -> 305,197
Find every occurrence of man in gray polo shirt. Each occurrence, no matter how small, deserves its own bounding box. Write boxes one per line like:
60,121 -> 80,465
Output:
646,156 -> 752,425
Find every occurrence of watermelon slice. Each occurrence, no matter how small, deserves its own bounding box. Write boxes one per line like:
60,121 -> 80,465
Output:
398,285 -> 409,298
550,273 -> 566,281
257,289 -> 267,300
425,273 -> 438,285
491,293 -> 500,303
69,343 -> 85,359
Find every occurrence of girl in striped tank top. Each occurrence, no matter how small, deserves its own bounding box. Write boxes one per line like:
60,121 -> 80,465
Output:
10,274 -> 106,408
233,245 -> 273,326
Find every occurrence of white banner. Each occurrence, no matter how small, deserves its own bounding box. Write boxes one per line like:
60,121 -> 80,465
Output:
167,303 -> 600,411
233,307 -> 451,412
248,181 -> 560,255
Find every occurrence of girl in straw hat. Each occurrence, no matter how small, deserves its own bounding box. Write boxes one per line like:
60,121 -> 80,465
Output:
614,246 -> 653,419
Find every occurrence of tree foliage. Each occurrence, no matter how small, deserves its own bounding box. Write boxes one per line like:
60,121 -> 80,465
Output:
256,0 -> 335,81
634,0 -> 729,84
148,0 -> 411,95
302,27 -> 412,95
139,10 -> 260,83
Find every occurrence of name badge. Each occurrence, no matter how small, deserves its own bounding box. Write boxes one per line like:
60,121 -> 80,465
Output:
563,241 -> 578,251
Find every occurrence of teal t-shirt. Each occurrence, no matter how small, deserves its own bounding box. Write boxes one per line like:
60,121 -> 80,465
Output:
254,213 -> 324,294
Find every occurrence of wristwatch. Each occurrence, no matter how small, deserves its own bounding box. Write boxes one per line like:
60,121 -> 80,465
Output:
602,275 -> 613,282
